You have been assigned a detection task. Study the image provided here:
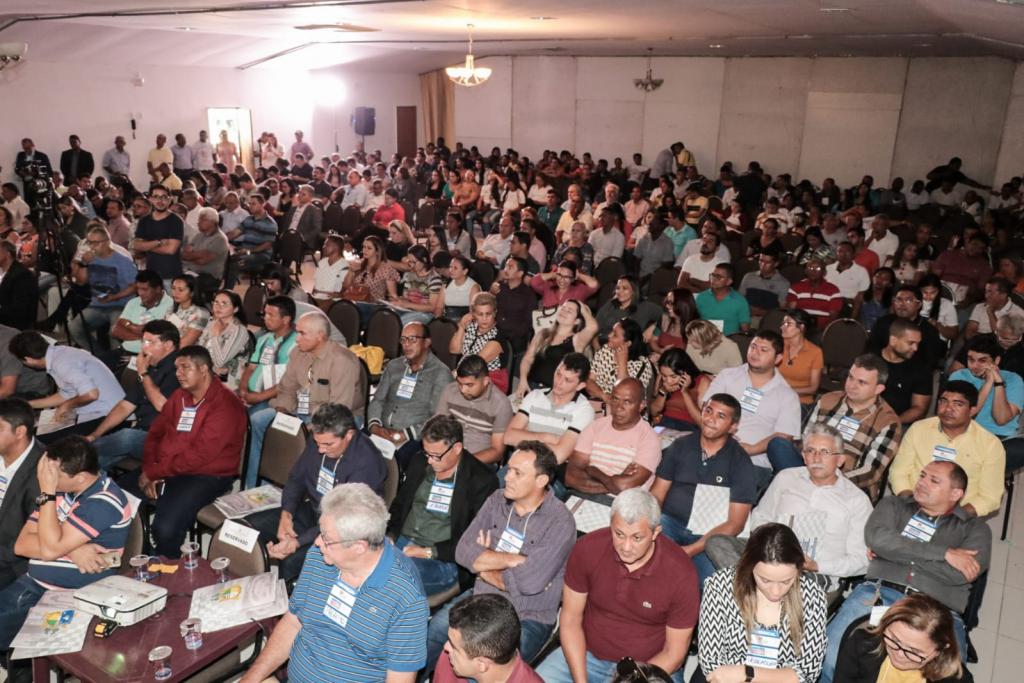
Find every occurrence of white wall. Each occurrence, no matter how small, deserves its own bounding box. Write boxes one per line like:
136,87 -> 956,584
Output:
453,55 -> 1024,188
0,60 -> 315,189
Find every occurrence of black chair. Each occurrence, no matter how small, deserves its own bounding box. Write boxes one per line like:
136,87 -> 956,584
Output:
242,285 -> 266,329
820,318 -> 868,393
428,318 -> 459,370
780,263 -> 806,284
646,267 -> 679,305
729,331 -> 755,359
340,206 -> 363,236
277,230 -> 306,278
759,308 -> 787,334
594,257 -> 626,290
365,307 -> 403,360
327,299 -> 361,347
469,260 -> 497,292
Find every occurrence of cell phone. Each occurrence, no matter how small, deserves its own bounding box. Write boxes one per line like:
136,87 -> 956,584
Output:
102,550 -> 122,568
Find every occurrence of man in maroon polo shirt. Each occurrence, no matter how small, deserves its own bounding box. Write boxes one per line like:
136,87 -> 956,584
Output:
534,488 -> 698,682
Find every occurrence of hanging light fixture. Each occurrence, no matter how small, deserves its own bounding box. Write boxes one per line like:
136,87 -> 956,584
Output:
634,47 -> 663,92
447,24 -> 491,87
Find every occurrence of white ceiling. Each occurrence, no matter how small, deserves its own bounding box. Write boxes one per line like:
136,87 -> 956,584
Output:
2,0 -> 1024,73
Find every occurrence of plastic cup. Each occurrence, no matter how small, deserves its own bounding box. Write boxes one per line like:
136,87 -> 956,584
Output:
148,645 -> 172,680
129,555 -> 152,582
180,618 -> 203,650
180,542 -> 200,570
210,556 -> 231,583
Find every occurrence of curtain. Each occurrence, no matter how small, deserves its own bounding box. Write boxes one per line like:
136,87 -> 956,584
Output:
419,69 -> 455,146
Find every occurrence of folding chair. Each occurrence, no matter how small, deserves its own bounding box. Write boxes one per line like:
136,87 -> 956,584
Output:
365,307 -> 403,360
327,299 -> 361,347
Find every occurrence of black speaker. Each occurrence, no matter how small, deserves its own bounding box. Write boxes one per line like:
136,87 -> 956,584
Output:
353,107 -> 376,136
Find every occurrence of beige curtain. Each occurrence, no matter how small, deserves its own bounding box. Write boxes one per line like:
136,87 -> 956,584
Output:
419,69 -> 455,146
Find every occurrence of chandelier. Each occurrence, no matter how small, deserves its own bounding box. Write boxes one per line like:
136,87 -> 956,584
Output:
634,48 -> 663,92
446,25 -> 491,87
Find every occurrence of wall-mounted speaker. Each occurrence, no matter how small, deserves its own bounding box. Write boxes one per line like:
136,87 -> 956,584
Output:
353,107 -> 376,136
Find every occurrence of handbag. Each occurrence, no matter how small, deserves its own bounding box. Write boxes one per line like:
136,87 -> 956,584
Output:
341,284 -> 372,302
348,344 -> 385,375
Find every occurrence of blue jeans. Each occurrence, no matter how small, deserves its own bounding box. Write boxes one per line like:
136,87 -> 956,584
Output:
536,647 -> 685,683
95,428 -> 148,471
394,535 -> 459,595
246,501 -> 317,582
425,588 -> 553,672
820,581 -> 967,683
766,436 -> 804,472
658,513 -> 715,592
0,575 -> 48,649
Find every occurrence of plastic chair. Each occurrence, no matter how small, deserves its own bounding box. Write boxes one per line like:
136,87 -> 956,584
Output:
428,318 -> 459,370
242,285 -> 266,329
365,307 -> 403,360
327,299 -> 361,348
469,260 -> 497,292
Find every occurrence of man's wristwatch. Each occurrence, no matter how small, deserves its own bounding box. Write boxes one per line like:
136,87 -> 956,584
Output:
994,381 -> 1006,387
35,492 -> 58,507
744,664 -> 755,682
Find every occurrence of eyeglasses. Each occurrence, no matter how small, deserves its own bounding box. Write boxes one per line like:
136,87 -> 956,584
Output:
882,632 -> 932,664
399,335 -> 425,344
894,296 -> 920,304
802,447 -> 838,458
85,239 -> 107,246
318,533 -> 358,549
420,443 -> 455,462
615,657 -> 645,682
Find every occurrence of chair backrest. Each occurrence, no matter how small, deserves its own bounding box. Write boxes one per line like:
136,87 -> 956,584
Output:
327,299 -> 362,347
428,318 -> 459,370
468,260 -> 496,292
383,455 -> 400,507
821,318 -> 868,369
594,256 -> 625,289
647,267 -> 679,300
729,331 -> 755,359
340,206 -> 363,236
780,263 -> 806,284
120,366 -> 139,394
242,285 -> 266,328
258,422 -> 310,488
207,521 -> 269,577
120,513 -> 145,570
277,230 -> 305,270
759,308 -> 788,334
365,307 -> 403,360
779,233 -> 803,256
357,357 -> 371,423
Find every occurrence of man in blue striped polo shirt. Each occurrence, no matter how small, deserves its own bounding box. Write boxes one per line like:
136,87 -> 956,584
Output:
240,483 -> 429,683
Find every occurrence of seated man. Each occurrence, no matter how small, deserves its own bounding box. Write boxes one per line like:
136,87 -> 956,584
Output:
705,330 -> 801,485
694,263 -> 751,336
426,442 -> 576,669
565,378 -> 662,496
950,336 -> 1024,463
650,393 -> 754,586
0,399 -> 45,590
239,296 -> 298,488
434,594 -> 544,683
309,234 -> 349,309
676,231 -> 722,293
824,241 -> 870,301
436,355 -> 514,467
248,311 -> 366,479
224,193 -> 276,288
878,317 -> 933,425
0,324 -> 50,401
868,284 -> 945,370
239,484 -> 429,683
387,415 -> 499,596
819,461 -> 989,683
120,345 -> 247,557
964,276 -> 1024,339
739,252 -> 789,315
367,322 -> 453,467
888,380 -> 1006,519
69,225 -> 137,349
110,269 -> 173,356
706,424 -> 873,594
10,331 -> 125,442
0,436 -> 131,651
535,488 -> 698,682
785,259 -> 842,329
247,404 -> 387,581
87,320 -> 181,470
504,354 -> 595,465
768,353 -> 901,502
181,206 -> 229,286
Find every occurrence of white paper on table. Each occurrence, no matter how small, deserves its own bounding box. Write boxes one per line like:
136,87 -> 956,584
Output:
189,570 -> 288,633
566,496 -> 611,533
37,408 -> 76,436
213,485 -> 282,520
10,590 -> 89,659
261,364 -> 289,391
369,434 -> 397,460
687,484 -> 732,536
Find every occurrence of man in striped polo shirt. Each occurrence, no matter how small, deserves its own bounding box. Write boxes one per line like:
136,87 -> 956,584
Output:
0,436 -> 132,650
241,483 -> 429,683
785,258 -> 843,330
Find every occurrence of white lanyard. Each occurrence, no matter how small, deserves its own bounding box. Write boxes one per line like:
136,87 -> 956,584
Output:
317,453 -> 342,496
426,467 -> 457,515
495,503 -> 536,555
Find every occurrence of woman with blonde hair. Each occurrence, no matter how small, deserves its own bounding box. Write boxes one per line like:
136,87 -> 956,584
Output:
685,319 -> 742,376
695,523 -> 828,683
514,299 -> 598,398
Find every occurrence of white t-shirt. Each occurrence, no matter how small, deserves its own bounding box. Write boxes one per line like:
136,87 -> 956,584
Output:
588,227 -> 625,266
921,297 -> 958,335
519,389 -> 595,438
676,241 -> 729,267
681,253 -> 719,282
0,439 -> 35,509
311,257 -> 349,300
865,226 -> 899,266
824,262 -> 870,299
969,300 -> 1024,334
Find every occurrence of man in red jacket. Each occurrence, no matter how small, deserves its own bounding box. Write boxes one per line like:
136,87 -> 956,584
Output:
119,345 -> 247,557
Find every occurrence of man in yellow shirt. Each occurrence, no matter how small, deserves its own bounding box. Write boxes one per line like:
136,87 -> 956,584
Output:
888,379 -> 1005,517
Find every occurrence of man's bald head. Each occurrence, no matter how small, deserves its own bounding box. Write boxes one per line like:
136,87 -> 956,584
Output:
609,378 -> 644,429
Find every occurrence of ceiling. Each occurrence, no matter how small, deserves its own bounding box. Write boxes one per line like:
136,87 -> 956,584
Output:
2,0 -> 1024,73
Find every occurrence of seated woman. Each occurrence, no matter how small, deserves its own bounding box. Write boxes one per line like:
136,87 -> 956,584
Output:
198,289 -> 252,390
919,273 -> 960,343
694,523 -> 828,683
777,309 -> 824,416
645,288 -> 696,361
384,219 -> 415,269
531,259 -> 599,309
586,318 -> 655,404
595,276 -> 662,339
392,245 -> 442,325
649,348 -> 709,431
443,212 -> 473,258
855,266 -> 895,334
341,234 -> 400,322
834,593 -> 970,683
685,319 -> 742,377
794,226 -> 835,266
165,274 -> 209,347
435,255 -> 479,321
515,300 -> 598,397
889,241 -> 929,285
450,292 -> 508,392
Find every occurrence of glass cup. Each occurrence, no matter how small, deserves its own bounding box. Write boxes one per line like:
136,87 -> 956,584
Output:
180,618 -> 203,651
210,556 -> 231,583
148,645 -> 172,680
180,542 -> 200,570
129,555 -> 152,582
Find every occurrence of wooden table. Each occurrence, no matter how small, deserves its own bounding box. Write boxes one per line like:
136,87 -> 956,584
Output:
32,558 -> 270,682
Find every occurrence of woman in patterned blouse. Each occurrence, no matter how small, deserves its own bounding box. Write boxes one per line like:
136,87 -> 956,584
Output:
695,523 -> 828,683
165,274 -> 209,347
586,318 -> 655,404
450,292 -> 507,391
198,289 -> 252,390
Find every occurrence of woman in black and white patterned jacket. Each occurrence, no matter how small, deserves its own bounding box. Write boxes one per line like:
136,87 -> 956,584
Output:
694,523 -> 828,683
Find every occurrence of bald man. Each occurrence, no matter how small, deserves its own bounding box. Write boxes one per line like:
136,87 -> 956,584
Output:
566,379 -> 662,496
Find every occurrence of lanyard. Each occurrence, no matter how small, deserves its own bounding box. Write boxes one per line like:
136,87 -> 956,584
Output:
504,502 -> 537,539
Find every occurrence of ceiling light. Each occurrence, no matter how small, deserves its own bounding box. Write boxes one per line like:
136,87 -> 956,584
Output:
447,25 -> 491,87
634,48 -> 663,93
176,26 -> 194,31
0,42 -> 28,70
820,7 -> 850,12
530,16 -> 557,21
708,44 -> 723,49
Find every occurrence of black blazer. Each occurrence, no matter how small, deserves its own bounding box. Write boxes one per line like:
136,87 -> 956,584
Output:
387,451 -> 498,592
0,260 -> 39,330
15,151 -> 52,179
835,625 -> 974,683
283,203 -> 323,248
0,439 -> 45,587
59,149 -> 95,181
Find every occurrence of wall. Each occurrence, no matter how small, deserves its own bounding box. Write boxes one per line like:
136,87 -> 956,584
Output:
453,55 -> 1024,188
0,60 -> 315,189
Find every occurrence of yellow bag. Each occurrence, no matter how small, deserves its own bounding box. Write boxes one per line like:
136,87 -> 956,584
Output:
349,344 -> 385,375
